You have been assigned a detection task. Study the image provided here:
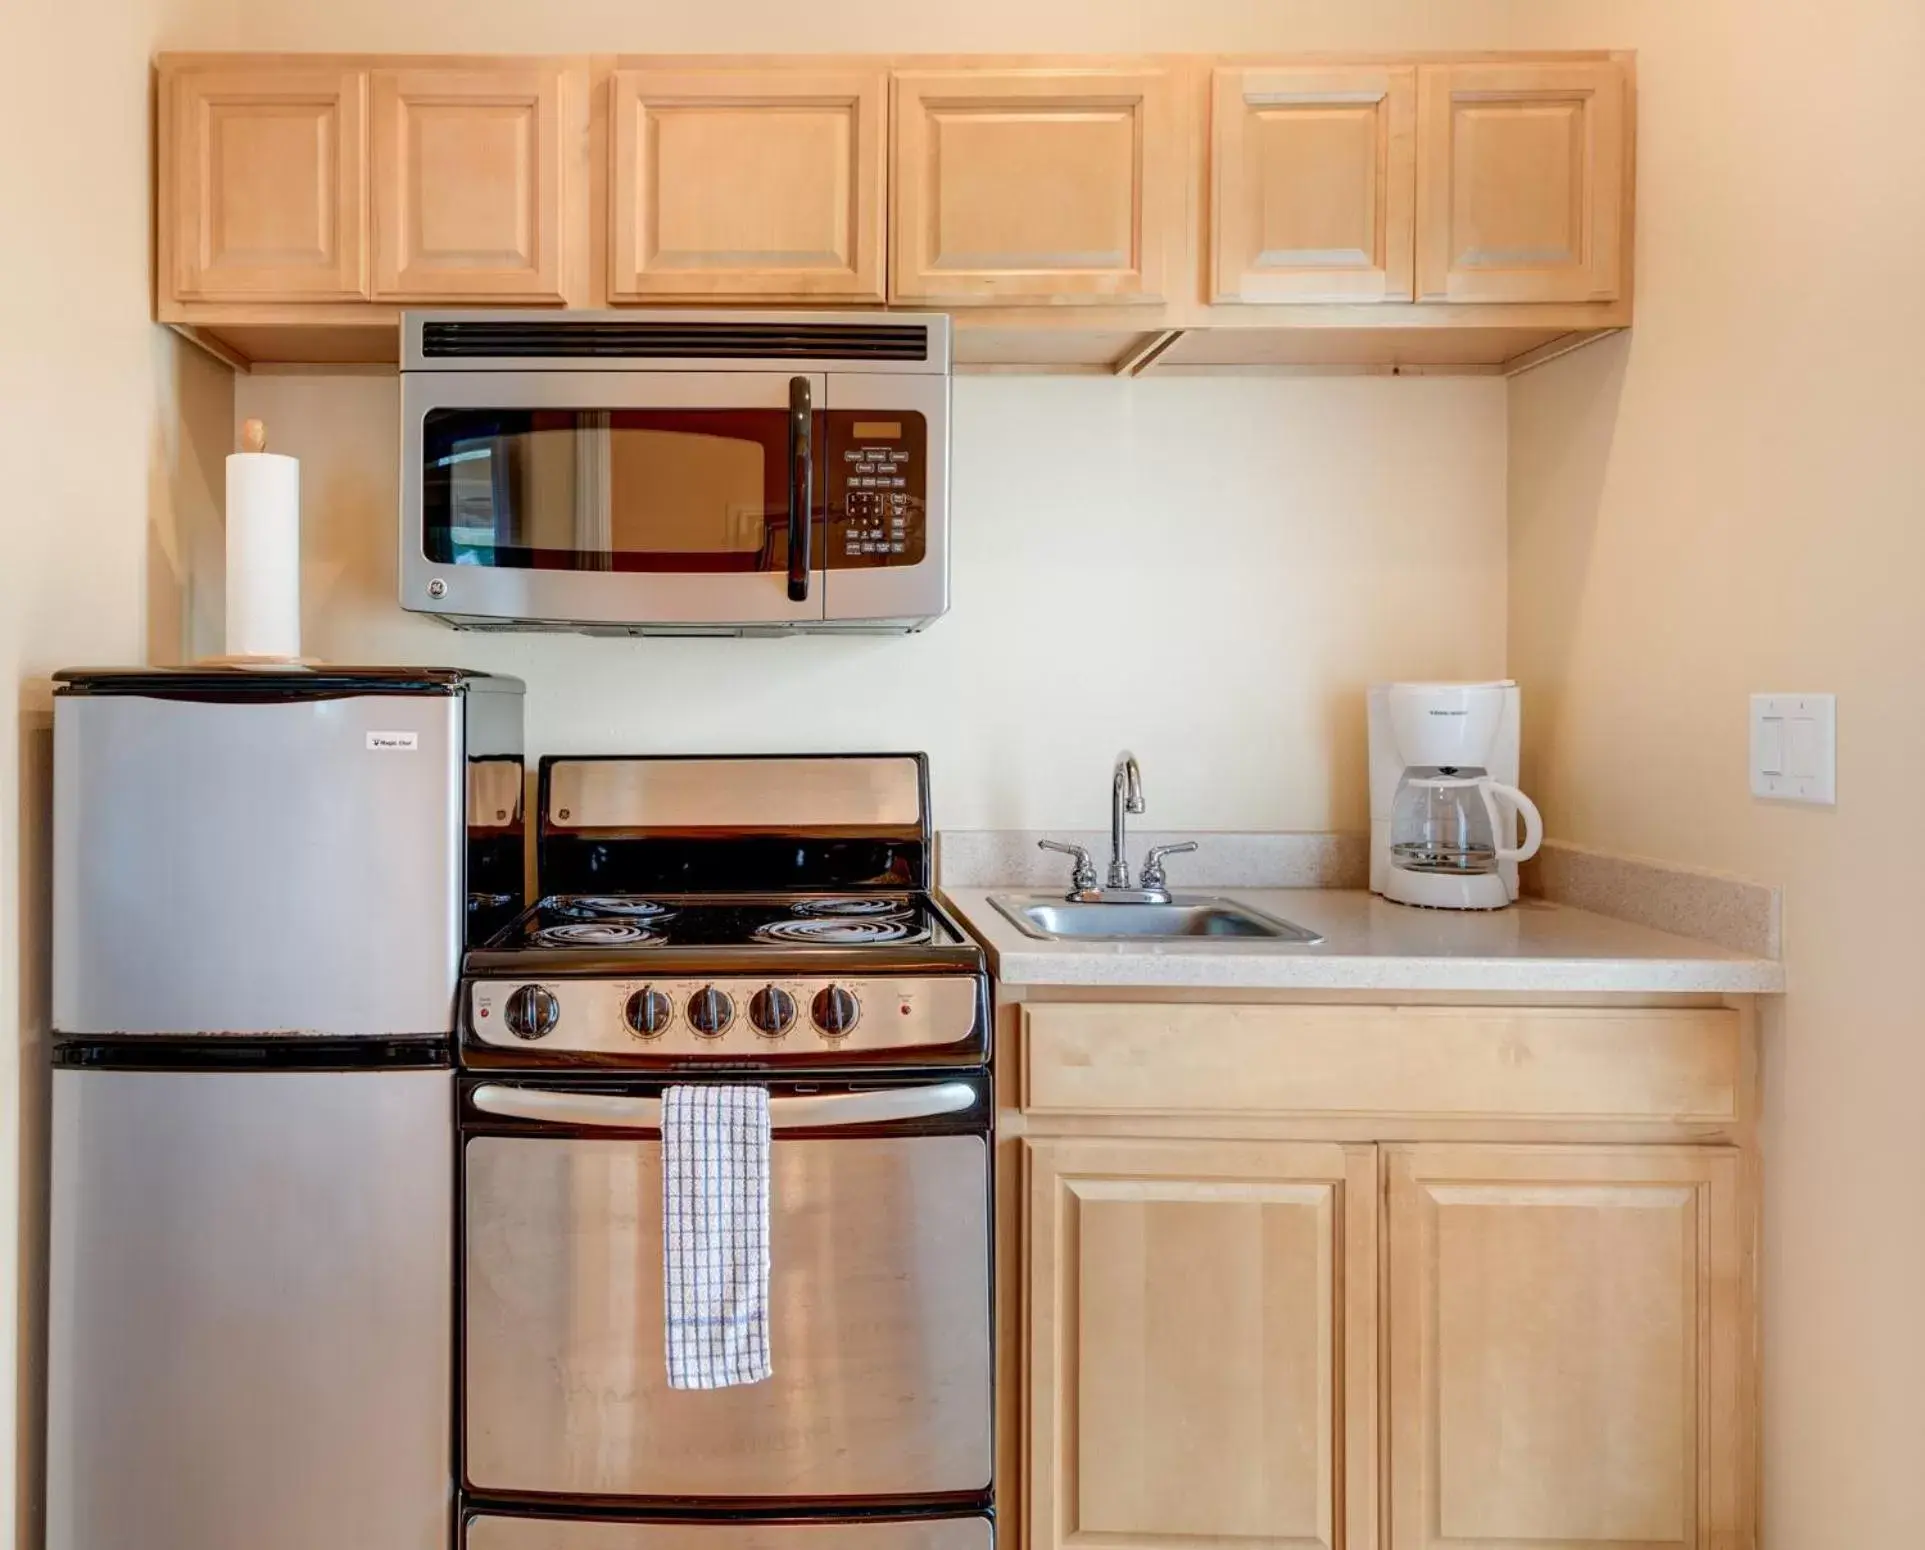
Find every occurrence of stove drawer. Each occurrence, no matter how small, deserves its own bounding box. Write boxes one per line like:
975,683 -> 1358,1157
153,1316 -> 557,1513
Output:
463,1110 -> 991,1503
466,1514 -> 993,1550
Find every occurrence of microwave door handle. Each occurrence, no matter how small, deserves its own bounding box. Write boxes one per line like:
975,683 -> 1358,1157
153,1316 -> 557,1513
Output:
787,375 -> 813,602
469,1081 -> 978,1132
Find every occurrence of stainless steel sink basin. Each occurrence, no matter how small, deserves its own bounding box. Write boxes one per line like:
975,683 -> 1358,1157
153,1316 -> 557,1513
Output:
989,893 -> 1322,944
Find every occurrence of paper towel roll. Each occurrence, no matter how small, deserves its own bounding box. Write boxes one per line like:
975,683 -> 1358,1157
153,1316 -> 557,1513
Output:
225,434 -> 301,660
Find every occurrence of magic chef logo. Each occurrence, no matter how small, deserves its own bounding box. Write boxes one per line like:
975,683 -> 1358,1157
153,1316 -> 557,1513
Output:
366,730 -> 420,751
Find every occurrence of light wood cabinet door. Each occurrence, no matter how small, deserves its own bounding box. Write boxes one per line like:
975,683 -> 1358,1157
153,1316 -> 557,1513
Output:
610,68 -> 887,301
1212,66 -> 1416,304
1027,1137 -> 1377,1550
370,65 -> 576,302
1386,1145 -> 1748,1550
168,67 -> 368,302
892,68 -> 1181,305
1415,61 -> 1627,304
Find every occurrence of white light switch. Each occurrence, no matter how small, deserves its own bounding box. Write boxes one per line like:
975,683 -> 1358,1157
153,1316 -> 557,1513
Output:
1750,693 -> 1835,804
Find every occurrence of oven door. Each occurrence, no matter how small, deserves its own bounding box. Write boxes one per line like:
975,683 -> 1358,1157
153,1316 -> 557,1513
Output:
402,371 -> 827,627
461,1076 -> 992,1507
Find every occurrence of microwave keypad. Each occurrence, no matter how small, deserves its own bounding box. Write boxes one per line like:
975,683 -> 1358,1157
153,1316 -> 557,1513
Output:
827,412 -> 926,569
846,451 -> 907,554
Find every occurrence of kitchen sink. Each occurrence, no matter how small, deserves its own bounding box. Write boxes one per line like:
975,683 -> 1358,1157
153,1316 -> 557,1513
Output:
988,893 -> 1322,944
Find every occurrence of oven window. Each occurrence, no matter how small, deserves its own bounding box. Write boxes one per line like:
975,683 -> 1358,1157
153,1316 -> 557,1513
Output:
423,409 -> 809,572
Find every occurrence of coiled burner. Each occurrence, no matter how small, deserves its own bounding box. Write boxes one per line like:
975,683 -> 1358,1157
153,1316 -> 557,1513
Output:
791,896 -> 913,918
532,921 -> 667,948
553,896 -> 678,921
753,916 -> 927,946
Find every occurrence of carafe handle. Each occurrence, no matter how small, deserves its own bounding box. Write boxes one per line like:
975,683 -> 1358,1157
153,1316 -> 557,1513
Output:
1480,781 -> 1544,864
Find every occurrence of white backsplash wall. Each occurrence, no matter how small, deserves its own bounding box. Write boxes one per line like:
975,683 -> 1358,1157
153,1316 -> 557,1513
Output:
229,372 -> 1506,831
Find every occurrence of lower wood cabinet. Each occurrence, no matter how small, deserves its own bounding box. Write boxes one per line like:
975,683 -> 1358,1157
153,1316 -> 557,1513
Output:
1025,1137 -> 1378,1550
1385,1144 -> 1747,1550
1023,1136 -> 1751,1550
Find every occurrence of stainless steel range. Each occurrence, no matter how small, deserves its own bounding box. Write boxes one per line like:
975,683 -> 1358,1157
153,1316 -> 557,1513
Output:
458,754 -> 993,1550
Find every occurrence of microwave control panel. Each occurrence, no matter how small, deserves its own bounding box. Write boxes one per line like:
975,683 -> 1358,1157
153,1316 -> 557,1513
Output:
825,411 -> 928,569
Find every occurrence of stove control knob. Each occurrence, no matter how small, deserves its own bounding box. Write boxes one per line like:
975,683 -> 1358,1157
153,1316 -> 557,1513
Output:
687,985 -> 734,1038
748,986 -> 797,1038
811,984 -> 861,1038
504,984 -> 560,1042
624,986 -> 674,1039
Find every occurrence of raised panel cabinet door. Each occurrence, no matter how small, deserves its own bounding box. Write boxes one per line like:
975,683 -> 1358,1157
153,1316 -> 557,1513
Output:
892,69 -> 1181,305
1026,1137 -> 1378,1550
1415,61 -> 1627,303
610,68 -> 887,301
371,65 -> 578,303
169,67 -> 368,302
1386,1145 -> 1749,1550
1212,66 -> 1416,303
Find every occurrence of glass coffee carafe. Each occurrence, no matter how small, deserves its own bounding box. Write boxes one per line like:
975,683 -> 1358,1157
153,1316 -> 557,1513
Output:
1388,768 -> 1543,876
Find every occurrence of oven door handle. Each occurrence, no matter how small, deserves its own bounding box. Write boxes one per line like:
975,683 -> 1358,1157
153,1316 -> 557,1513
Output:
786,375 -> 813,603
469,1081 -> 978,1131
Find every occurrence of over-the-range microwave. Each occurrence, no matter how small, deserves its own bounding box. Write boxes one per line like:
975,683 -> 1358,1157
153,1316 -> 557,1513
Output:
400,311 -> 952,635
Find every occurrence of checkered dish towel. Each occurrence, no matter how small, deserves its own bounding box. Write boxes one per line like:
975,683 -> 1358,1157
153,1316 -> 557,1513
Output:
662,1084 -> 772,1389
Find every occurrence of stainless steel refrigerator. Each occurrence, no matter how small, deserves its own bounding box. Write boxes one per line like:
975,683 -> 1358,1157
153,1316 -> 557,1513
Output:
47,666 -> 524,1550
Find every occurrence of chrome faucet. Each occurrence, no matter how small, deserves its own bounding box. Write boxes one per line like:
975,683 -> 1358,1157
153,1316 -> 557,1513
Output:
1036,752 -> 1199,904
1109,752 -> 1144,889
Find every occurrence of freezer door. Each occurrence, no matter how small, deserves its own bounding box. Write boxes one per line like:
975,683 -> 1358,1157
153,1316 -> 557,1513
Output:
53,691 -> 464,1035
465,1129 -> 992,1501
48,1067 -> 454,1550
467,1515 -> 992,1550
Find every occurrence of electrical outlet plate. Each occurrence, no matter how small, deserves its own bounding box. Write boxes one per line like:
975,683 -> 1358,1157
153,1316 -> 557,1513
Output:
1750,693 -> 1836,805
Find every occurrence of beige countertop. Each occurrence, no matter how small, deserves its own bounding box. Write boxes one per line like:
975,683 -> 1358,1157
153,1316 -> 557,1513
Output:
940,887 -> 1786,995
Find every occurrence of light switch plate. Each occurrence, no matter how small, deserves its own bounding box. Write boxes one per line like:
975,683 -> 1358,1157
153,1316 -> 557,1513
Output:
1750,693 -> 1836,804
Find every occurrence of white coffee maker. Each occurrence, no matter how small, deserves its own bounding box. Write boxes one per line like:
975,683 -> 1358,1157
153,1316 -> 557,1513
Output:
1368,680 -> 1543,910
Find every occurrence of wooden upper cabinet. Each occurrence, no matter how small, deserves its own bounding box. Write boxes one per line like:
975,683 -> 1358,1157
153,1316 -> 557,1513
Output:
1212,65 -> 1416,304
370,65 -> 577,303
1386,1145 -> 1747,1550
154,52 -> 1636,364
1027,1137 -> 1378,1550
610,68 -> 887,302
891,68 -> 1181,305
168,67 -> 368,302
1415,60 -> 1628,303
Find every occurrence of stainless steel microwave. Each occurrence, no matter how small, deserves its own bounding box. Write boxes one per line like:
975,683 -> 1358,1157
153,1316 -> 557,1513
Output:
400,311 -> 952,635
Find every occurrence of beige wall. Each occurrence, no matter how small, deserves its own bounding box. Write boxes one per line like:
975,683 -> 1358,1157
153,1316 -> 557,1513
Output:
1504,3 -> 1925,1545
205,0 -> 1530,56
0,0 -> 234,1543
234,371 -> 1506,830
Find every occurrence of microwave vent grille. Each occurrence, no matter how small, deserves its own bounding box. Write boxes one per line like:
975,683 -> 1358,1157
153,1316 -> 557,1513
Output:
419,320 -> 930,363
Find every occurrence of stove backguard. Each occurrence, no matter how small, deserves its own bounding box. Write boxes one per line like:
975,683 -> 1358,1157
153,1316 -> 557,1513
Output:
537,754 -> 930,896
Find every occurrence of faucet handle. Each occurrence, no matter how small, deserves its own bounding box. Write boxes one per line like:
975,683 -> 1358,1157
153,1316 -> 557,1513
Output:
1038,839 -> 1098,897
1138,841 -> 1198,891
